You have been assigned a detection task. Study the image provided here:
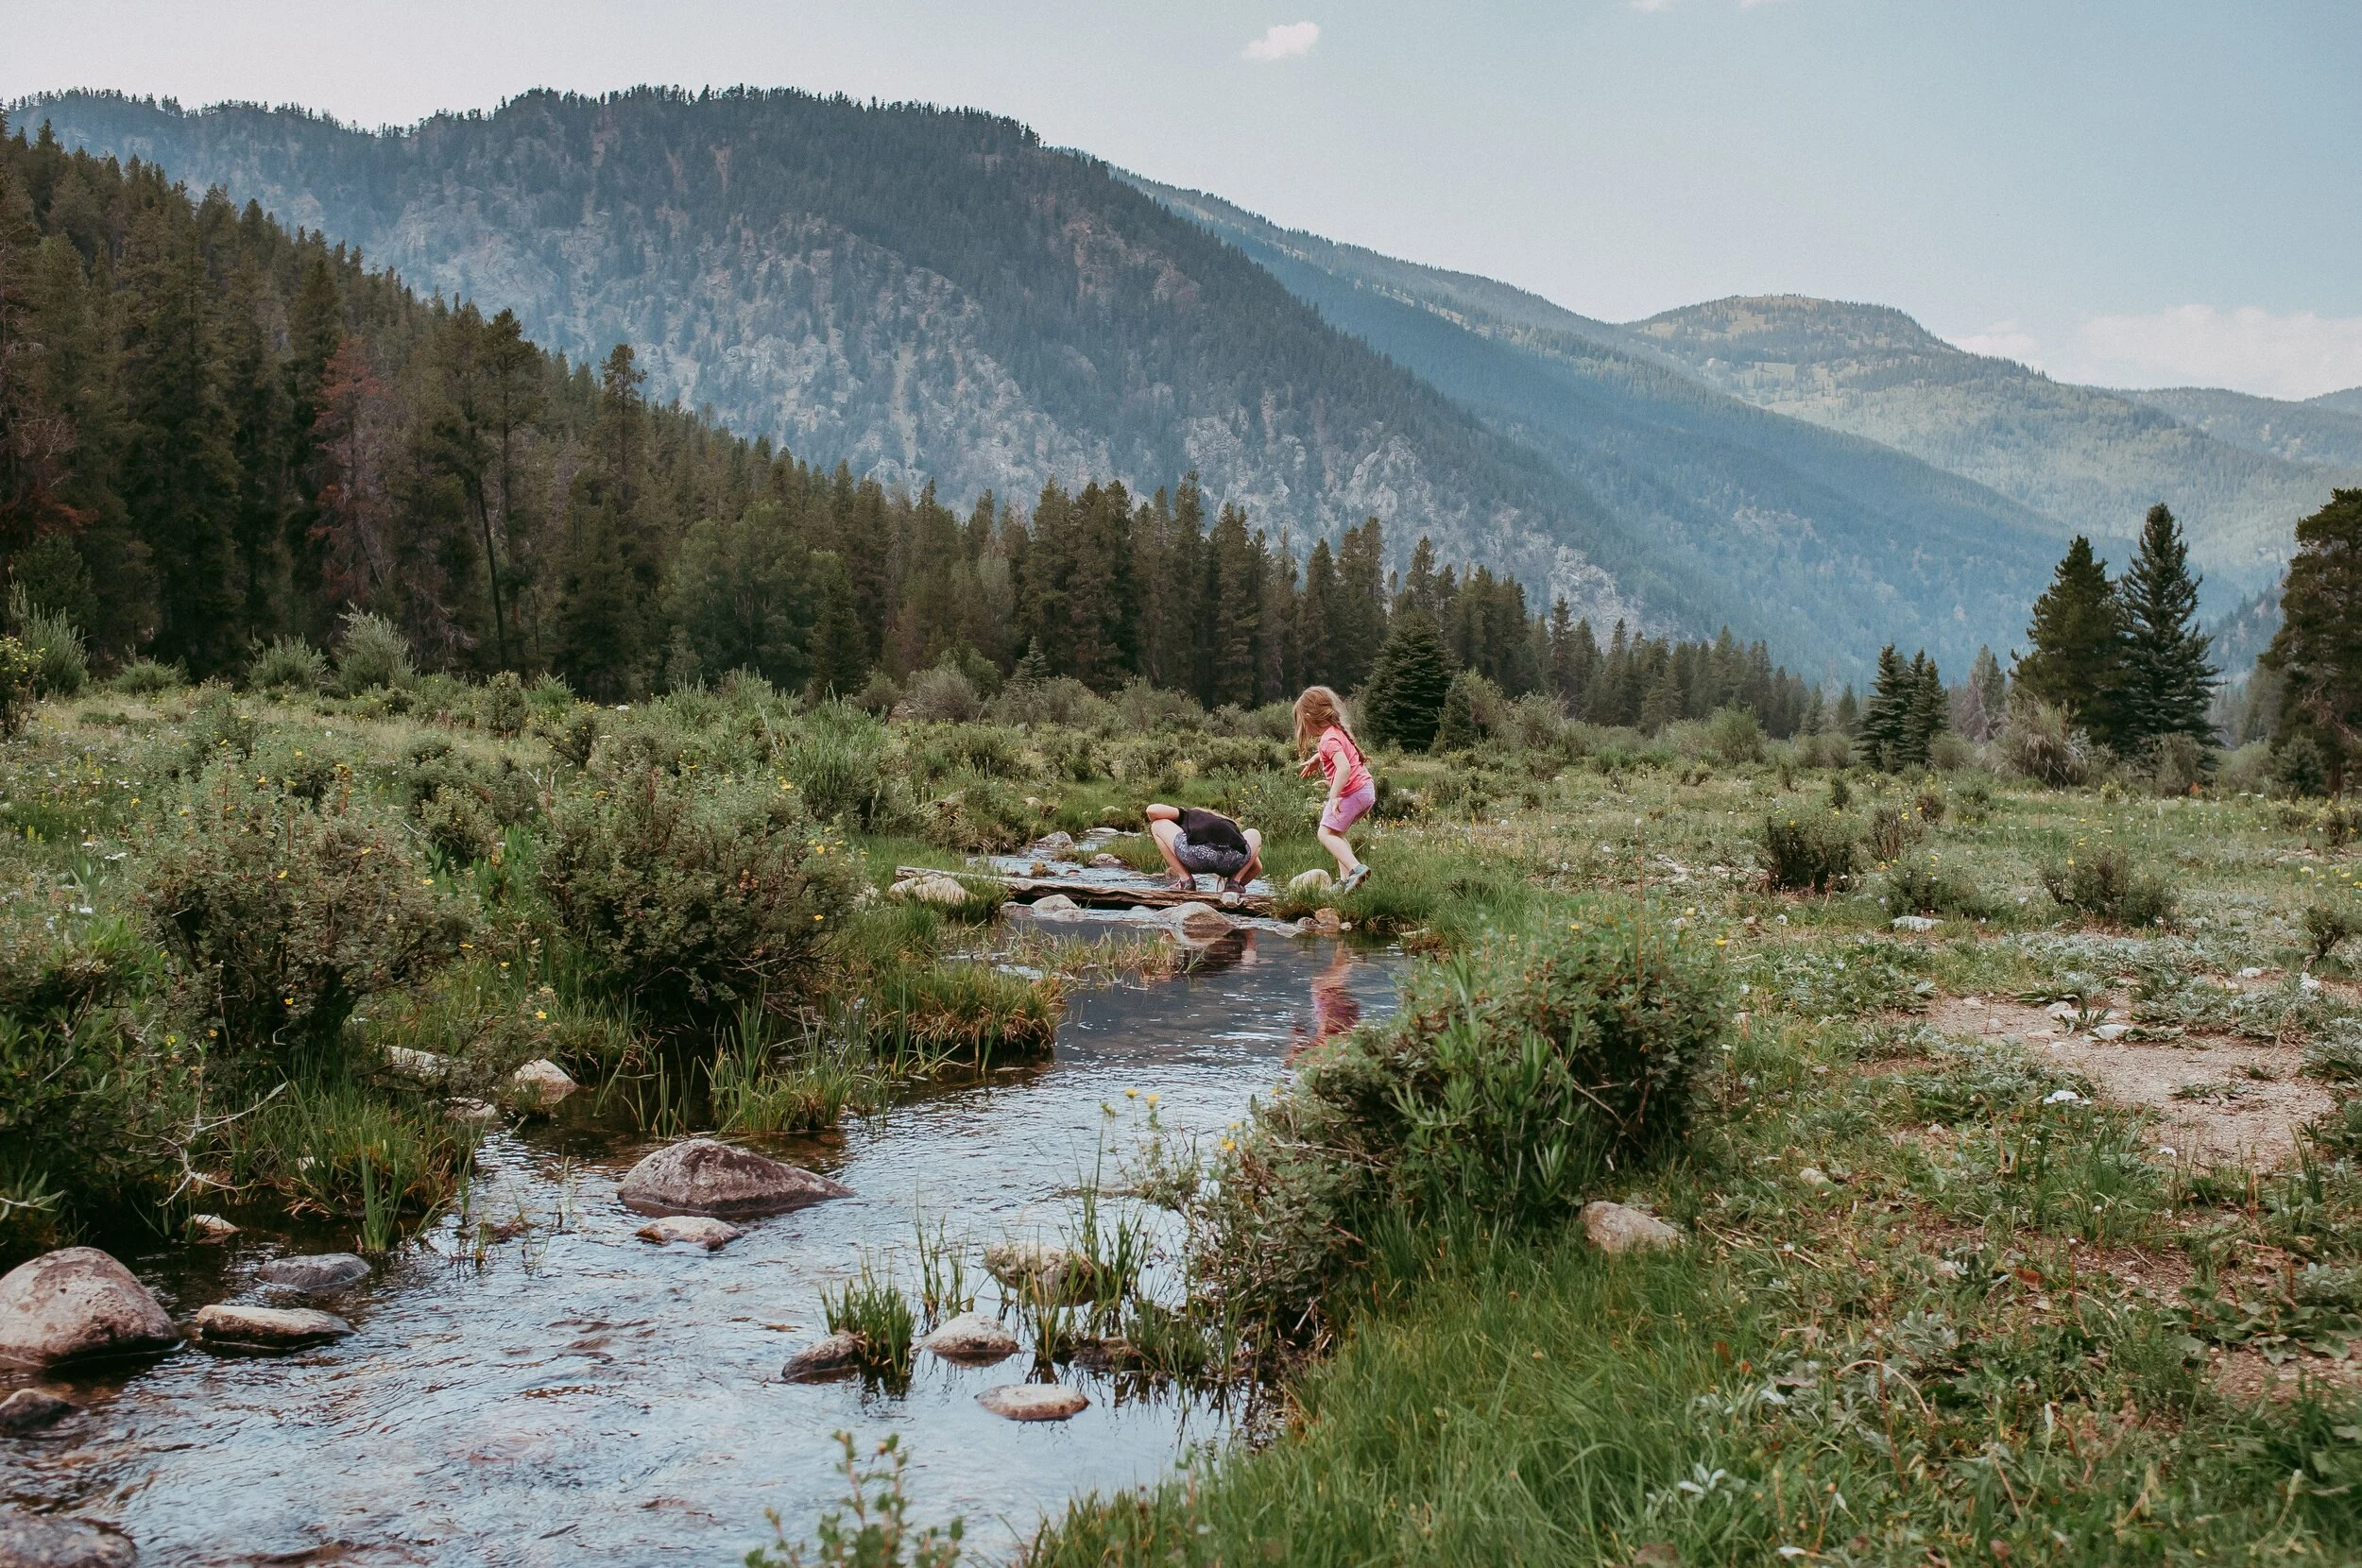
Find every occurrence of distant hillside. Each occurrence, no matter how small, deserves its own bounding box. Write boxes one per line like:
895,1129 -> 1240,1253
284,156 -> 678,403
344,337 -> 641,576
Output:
2312,387 -> 2362,418
1129,180 -> 2064,676
2120,386 -> 2362,470
1625,296 -> 2357,605
24,87 -> 1717,639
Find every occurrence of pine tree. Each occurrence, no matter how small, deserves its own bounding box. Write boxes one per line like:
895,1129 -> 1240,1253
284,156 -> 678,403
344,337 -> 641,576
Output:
1903,652 -> 1948,769
1833,684 -> 1859,736
803,549 -> 868,699
1361,608 -> 1451,751
2259,487 -> 2362,790
1638,660 -> 1684,732
2015,536 -> 2126,746
2115,503 -> 2217,752
1856,645 -> 1911,769
1962,645 -> 2007,741
1432,670 -> 1481,753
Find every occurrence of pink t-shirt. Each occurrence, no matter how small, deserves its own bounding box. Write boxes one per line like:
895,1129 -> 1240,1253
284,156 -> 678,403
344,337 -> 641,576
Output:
1315,726 -> 1373,798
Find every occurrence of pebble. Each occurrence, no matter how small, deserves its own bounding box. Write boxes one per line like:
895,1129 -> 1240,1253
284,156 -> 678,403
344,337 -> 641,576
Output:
1890,914 -> 1939,932
256,1253 -> 370,1293
782,1331 -> 864,1382
1798,1167 -> 1830,1186
1579,1202 -> 1683,1253
1287,868 -> 1335,895
0,1387 -> 76,1435
1167,903 -> 1232,942
634,1216 -> 745,1252
891,873 -> 972,906
446,1097 -> 501,1123
983,1240 -> 1074,1297
2092,1023 -> 2130,1041
1028,894 -> 1082,916
188,1214 -> 239,1242
919,1311 -> 1020,1361
383,1045 -> 452,1082
190,1304 -> 353,1350
1088,854 -> 1125,869
977,1383 -> 1088,1422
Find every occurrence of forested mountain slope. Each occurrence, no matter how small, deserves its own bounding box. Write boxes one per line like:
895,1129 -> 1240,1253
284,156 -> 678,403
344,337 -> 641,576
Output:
2122,386 -> 2362,470
1132,179 -> 2067,675
20,86 -> 1745,639
1625,297 -> 2356,603
2310,387 -> 2362,418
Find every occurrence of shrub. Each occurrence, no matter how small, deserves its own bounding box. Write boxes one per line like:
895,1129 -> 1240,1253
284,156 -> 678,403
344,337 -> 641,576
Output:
0,636 -> 39,737
1760,810 -> 1858,892
1218,769 -> 1321,843
1878,858 -> 1988,920
1705,705 -> 1766,766
111,656 -> 186,697
849,669 -> 902,717
1201,907 -> 1725,1339
2149,732 -> 2210,795
2002,693 -> 2090,787
1927,730 -> 1977,771
182,687 -> 259,763
987,674 -> 1104,728
417,786 -> 499,866
1110,677 -> 1204,733
334,610 -> 414,694
2273,734 -> 2332,798
248,636 -> 329,693
2039,844 -> 2176,928
8,586 -> 87,698
479,671 -> 530,738
1864,801 -> 1924,862
142,771 -> 476,1061
538,767 -> 861,1027
2303,902 -> 2357,965
788,707 -> 903,831
898,662 -> 983,724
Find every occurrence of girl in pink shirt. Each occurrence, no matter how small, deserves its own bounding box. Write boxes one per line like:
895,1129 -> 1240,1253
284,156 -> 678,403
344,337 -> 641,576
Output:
1293,686 -> 1374,893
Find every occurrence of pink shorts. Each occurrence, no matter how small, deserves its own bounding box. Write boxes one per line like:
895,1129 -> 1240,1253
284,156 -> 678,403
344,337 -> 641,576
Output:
1321,781 -> 1376,834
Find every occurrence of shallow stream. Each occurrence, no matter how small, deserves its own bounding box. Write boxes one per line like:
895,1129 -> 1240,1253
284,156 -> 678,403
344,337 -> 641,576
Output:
4,932 -> 1402,1565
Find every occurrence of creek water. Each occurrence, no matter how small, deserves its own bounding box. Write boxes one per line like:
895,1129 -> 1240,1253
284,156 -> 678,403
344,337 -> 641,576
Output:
4,930 -> 1402,1566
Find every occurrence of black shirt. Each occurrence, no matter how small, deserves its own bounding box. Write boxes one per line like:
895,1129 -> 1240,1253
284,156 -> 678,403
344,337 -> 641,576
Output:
1175,807 -> 1248,854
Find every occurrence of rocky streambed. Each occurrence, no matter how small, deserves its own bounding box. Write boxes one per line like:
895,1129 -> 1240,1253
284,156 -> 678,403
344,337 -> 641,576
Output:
1,932 -> 1401,1565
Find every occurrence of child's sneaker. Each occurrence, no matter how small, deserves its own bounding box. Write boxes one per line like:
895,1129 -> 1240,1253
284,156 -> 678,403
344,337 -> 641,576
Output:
1338,863 -> 1371,895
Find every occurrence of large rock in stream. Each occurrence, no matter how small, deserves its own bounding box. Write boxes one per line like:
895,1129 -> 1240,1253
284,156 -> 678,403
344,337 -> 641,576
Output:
256,1253 -> 370,1294
189,1304 -> 352,1352
0,1249 -> 177,1369
618,1138 -> 850,1219
0,1388 -> 76,1435
977,1383 -> 1088,1422
0,1512 -> 137,1567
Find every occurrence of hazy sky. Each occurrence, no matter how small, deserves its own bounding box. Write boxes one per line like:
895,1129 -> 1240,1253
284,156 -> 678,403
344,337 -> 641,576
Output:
8,0 -> 2358,399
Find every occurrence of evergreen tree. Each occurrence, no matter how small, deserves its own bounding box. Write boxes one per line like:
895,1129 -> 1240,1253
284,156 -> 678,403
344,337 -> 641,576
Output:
2015,536 -> 2125,746
1903,652 -> 1948,769
2115,503 -> 2217,752
1856,645 -> 1911,769
1432,670 -> 1481,753
1833,684 -> 1860,736
1329,518 -> 1387,690
1638,660 -> 1684,732
803,549 -> 867,698
1962,645 -> 2007,741
1361,608 -> 1451,751
2259,487 -> 2362,790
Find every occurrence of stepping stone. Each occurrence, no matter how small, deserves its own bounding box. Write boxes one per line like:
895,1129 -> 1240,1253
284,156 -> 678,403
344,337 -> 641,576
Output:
256,1253 -> 370,1293
188,1214 -> 239,1242
782,1331 -> 864,1382
619,1138 -> 851,1219
0,1248 -> 178,1369
506,1059 -> 576,1108
190,1304 -> 352,1351
978,1383 -> 1088,1422
919,1311 -> 1020,1361
635,1216 -> 744,1252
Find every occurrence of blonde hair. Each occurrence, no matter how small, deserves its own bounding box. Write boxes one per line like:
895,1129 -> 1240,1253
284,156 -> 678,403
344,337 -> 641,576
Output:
1292,686 -> 1355,754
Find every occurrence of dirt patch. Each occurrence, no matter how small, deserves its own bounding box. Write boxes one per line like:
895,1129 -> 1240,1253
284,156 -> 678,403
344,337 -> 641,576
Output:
2210,1343 -> 2362,1403
1926,995 -> 2334,1167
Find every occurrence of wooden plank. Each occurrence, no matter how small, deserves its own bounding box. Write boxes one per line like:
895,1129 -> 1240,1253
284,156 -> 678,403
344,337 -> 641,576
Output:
895,865 -> 1276,918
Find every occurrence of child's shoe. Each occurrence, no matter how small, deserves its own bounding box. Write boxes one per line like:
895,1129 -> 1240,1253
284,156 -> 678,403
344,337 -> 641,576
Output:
1338,863 -> 1371,894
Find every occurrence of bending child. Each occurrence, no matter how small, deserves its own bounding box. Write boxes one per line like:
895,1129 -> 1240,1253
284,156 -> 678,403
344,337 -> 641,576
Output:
1293,685 -> 1373,893
1144,803 -> 1263,905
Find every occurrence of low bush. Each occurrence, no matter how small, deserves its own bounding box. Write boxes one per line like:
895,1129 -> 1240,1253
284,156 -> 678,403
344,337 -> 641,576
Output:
1760,810 -> 1858,892
538,766 -> 861,1027
898,662 -> 983,724
1878,858 -> 1988,920
2002,693 -> 2090,787
478,671 -> 530,738
788,706 -> 905,831
1864,800 -> 1925,862
334,610 -> 414,694
8,586 -> 87,698
141,770 -> 477,1062
1202,907 -> 1725,1341
2039,844 -> 2176,929
1705,705 -> 1766,766
111,656 -> 185,696
248,636 -> 329,693
0,636 -> 40,737
2303,902 -> 2357,965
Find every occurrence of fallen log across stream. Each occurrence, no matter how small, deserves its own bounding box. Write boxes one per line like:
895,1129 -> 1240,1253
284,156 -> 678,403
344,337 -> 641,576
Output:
894,865 -> 1277,918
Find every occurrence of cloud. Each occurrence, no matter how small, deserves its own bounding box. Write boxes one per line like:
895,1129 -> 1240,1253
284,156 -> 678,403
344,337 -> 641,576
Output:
1242,21 -> 1320,60
1950,321 -> 2045,369
2071,305 -> 2362,401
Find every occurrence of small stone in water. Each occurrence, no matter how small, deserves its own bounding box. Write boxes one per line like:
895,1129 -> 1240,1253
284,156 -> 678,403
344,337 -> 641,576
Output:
635,1216 -> 744,1252
446,1097 -> 500,1123
506,1059 -> 576,1109
983,1240 -> 1073,1296
919,1311 -> 1020,1361
1028,894 -> 1082,916
619,1137 -> 851,1219
1088,853 -> 1124,869
0,1512 -> 137,1567
188,1213 -> 239,1241
978,1383 -> 1089,1422
782,1331 -> 864,1382
0,1387 -> 76,1434
191,1304 -> 353,1350
257,1253 -> 370,1293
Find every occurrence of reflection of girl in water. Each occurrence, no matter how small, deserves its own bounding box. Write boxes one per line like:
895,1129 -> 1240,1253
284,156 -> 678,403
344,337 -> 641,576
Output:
1288,944 -> 1361,1061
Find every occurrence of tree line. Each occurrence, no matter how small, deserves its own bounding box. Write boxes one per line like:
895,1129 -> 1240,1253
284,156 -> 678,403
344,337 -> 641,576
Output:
0,117 -> 1837,740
